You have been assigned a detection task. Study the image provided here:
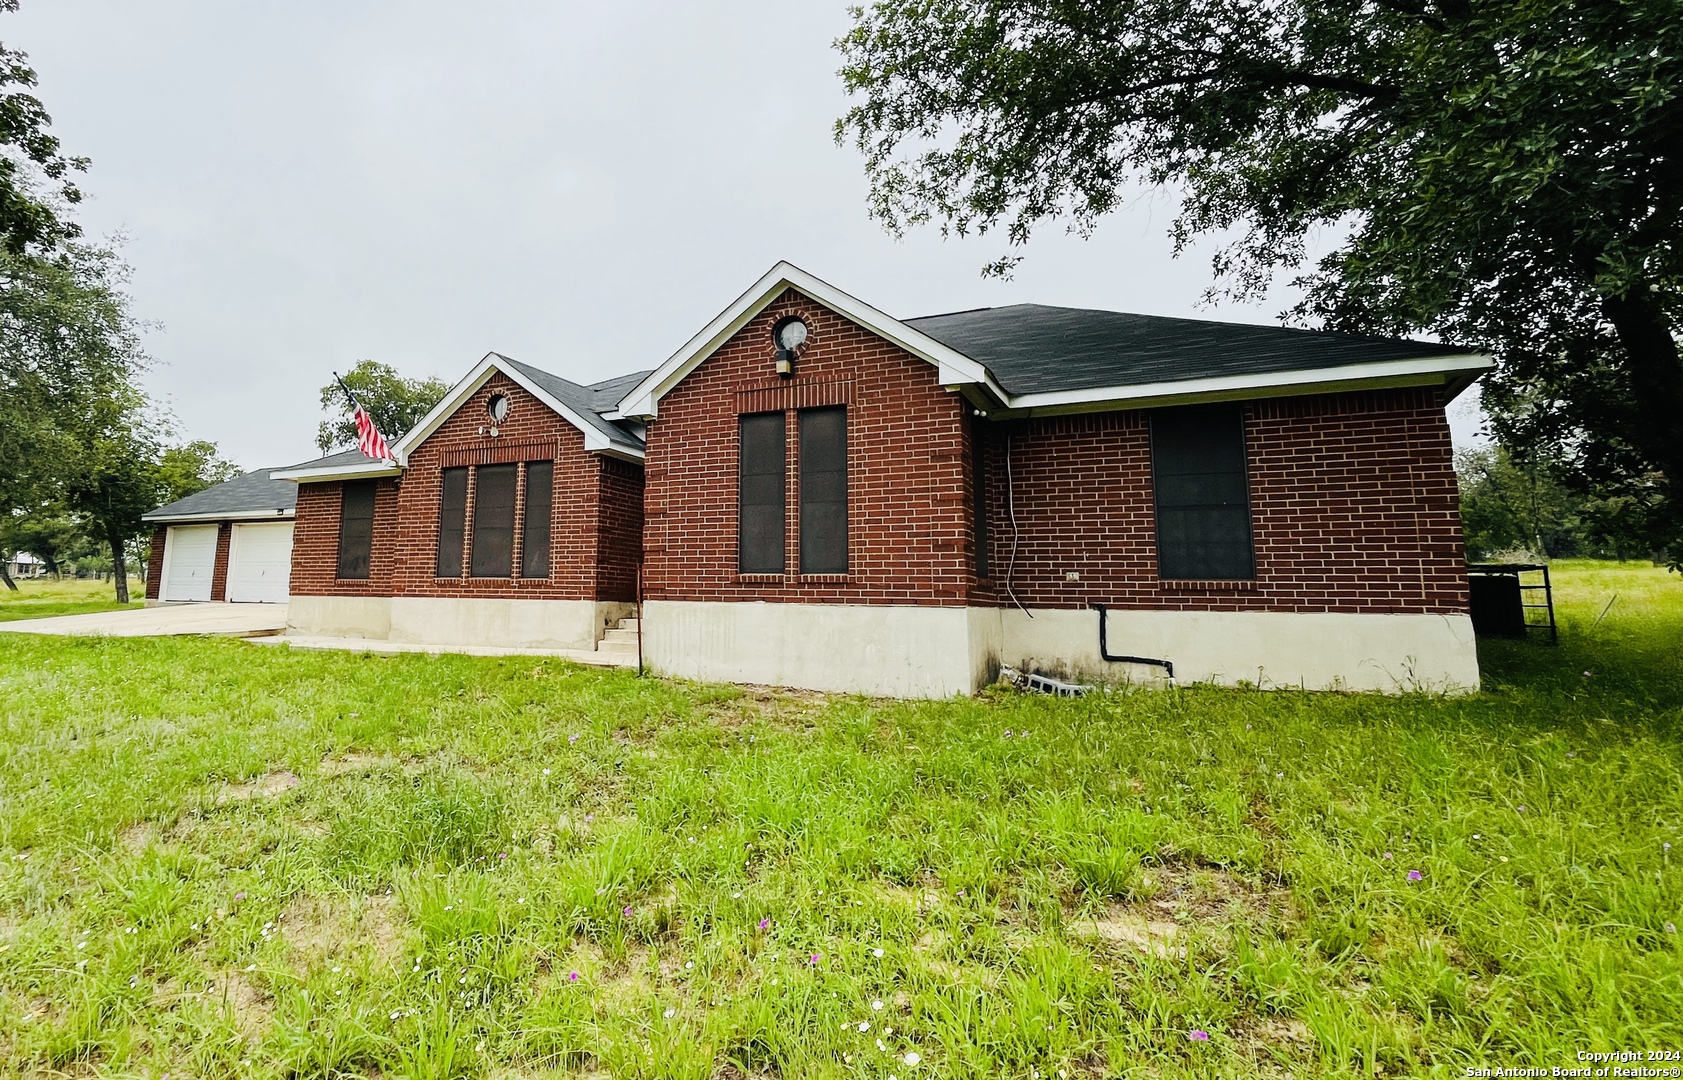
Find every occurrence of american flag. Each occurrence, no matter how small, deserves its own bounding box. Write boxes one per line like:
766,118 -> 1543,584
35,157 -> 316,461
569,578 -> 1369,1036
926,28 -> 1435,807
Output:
354,402 -> 391,462
336,373 -> 393,462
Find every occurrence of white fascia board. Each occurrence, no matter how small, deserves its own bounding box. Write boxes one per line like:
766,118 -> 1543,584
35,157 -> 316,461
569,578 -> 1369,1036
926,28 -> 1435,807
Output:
996,353 -> 1494,413
269,461 -> 403,483
141,509 -> 297,524
617,261 -> 1004,419
390,352 -> 645,463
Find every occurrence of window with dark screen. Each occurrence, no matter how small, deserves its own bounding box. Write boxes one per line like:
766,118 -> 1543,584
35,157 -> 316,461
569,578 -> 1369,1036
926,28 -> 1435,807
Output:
436,467 -> 468,578
739,412 -> 786,573
470,463 -> 518,578
799,407 -> 848,574
521,460 -> 553,579
337,481 -> 377,580
1150,404 -> 1256,580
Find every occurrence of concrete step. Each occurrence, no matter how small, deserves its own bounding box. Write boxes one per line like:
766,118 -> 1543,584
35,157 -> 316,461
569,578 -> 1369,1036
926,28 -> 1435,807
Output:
613,618 -> 640,632
593,641 -> 640,659
601,627 -> 641,646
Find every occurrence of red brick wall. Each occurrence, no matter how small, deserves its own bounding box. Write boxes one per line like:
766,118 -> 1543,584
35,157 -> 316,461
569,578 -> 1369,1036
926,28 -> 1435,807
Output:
144,528 -> 166,600
290,479 -> 403,596
644,288 -> 1467,616
288,372 -> 644,602
975,388 -> 1467,613
596,456 -> 645,603
642,288 -> 974,606
208,523 -> 232,601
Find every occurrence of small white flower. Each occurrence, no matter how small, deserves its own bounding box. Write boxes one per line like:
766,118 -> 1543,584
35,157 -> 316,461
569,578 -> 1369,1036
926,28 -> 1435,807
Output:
663,1007 -> 676,1018
75,941 -> 86,950
685,961 -> 694,970
542,768 -> 551,775
858,1021 -> 870,1032
872,999 -> 884,1011
873,947 -> 885,958
905,1051 -> 922,1066
876,1038 -> 887,1051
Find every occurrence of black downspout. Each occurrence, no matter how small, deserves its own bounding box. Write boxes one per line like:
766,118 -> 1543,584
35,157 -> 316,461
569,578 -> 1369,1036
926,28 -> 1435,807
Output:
1095,604 -> 1173,680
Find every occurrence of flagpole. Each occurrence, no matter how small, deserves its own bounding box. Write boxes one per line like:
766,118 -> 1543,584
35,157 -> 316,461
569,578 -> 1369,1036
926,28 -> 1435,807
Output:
333,371 -> 366,413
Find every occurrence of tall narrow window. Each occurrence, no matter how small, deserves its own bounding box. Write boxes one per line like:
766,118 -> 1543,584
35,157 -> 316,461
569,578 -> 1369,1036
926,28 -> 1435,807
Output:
972,434 -> 990,578
739,412 -> 786,573
799,407 -> 848,574
471,463 -> 518,577
436,467 -> 468,577
337,481 -> 377,580
521,460 -> 553,579
1150,404 -> 1255,580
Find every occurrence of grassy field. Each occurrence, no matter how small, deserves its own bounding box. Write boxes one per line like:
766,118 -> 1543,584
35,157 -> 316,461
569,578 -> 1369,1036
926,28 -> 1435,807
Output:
0,578 -> 143,623
0,563 -> 1678,1078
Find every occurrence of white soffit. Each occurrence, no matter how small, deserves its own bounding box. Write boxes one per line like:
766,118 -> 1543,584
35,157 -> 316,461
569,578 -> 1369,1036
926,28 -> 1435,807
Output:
998,353 -> 1495,415
269,461 -> 402,483
616,261 -> 1008,419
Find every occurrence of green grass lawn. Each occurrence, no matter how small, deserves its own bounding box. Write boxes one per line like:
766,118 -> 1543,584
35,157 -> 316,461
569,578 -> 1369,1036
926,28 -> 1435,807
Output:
0,577 -> 143,623
0,564 -> 1679,1078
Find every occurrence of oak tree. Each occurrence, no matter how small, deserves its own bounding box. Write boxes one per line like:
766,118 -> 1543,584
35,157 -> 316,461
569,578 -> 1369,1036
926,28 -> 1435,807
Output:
837,0 -> 1683,557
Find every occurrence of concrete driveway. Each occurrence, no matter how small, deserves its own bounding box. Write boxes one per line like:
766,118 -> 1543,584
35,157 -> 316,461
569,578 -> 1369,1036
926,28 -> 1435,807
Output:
0,602 -> 288,638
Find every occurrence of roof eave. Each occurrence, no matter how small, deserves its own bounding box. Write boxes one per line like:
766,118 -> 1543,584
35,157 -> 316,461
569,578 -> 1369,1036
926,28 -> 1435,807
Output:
983,353 -> 1493,417
271,462 -> 404,483
141,508 -> 298,524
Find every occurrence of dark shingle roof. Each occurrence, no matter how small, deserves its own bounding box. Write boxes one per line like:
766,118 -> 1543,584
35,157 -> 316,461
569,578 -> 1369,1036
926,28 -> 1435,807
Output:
143,468 -> 296,522
497,355 -> 648,450
276,448 -> 389,472
903,304 -> 1470,396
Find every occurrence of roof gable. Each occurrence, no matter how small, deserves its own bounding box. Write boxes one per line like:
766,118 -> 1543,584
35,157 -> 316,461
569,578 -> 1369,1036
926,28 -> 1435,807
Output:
616,262 -> 1001,419
392,353 -> 647,462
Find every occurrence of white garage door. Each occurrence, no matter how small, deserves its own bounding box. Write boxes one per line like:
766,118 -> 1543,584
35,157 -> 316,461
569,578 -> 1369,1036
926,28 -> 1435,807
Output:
161,524 -> 218,602
227,522 -> 293,603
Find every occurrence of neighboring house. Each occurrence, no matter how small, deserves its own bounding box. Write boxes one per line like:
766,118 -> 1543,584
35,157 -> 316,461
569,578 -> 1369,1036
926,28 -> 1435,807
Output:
271,354 -> 648,653
617,263 -> 1489,696
7,552 -> 47,580
142,469 -> 297,603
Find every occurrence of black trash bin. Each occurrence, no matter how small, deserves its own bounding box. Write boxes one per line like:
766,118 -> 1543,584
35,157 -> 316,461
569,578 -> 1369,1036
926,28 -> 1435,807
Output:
1466,564 -> 1557,643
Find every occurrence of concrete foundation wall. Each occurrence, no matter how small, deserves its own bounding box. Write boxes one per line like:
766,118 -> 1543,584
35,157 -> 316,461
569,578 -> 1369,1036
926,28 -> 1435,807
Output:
643,600 -> 981,698
643,601 -> 1478,696
287,595 -> 635,651
287,596 -> 393,639
1001,607 -> 1480,693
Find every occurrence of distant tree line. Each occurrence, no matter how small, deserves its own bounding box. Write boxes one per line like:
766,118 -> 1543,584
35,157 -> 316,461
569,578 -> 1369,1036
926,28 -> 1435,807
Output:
1455,446 -> 1663,563
0,7 -> 236,600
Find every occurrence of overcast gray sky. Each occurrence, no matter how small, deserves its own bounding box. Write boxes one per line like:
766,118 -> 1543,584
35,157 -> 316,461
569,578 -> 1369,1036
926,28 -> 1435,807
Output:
11,1 -> 1485,469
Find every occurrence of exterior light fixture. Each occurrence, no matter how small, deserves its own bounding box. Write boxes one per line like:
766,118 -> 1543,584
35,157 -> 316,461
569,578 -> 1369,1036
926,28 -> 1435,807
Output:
772,316 -> 807,377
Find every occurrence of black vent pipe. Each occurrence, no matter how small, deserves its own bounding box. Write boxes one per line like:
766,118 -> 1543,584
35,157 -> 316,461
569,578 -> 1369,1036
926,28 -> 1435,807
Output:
1095,603 -> 1173,679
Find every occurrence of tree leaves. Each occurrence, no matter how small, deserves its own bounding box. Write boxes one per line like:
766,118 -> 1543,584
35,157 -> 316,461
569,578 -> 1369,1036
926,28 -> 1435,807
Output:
836,0 -> 1683,557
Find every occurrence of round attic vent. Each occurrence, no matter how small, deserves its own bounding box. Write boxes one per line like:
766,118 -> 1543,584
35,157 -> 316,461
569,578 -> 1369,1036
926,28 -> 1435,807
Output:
487,393 -> 510,422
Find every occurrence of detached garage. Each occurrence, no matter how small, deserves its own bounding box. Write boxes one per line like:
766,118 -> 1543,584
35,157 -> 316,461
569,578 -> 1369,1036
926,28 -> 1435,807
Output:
143,468 -> 297,604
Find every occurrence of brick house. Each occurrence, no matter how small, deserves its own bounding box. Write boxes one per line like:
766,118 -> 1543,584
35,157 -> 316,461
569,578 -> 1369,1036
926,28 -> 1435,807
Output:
617,263 -> 1488,696
270,353 -> 648,653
